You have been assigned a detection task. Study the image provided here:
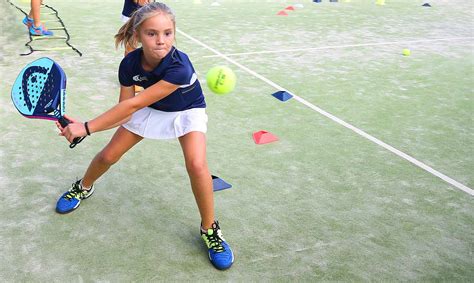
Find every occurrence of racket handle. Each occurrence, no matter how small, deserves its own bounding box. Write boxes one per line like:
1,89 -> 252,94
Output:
58,116 -> 70,128
58,117 -> 86,149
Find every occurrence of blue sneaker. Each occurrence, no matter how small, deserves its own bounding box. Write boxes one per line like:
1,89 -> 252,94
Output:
29,23 -> 54,36
201,221 -> 234,270
22,16 -> 33,28
56,180 -> 94,214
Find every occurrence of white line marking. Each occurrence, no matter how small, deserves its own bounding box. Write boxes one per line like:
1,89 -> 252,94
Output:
177,29 -> 474,196
202,37 -> 474,58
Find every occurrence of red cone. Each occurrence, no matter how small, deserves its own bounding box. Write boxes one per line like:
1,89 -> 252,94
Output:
253,130 -> 279,145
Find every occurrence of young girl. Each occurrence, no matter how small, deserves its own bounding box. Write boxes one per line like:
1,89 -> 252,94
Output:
55,2 -> 234,270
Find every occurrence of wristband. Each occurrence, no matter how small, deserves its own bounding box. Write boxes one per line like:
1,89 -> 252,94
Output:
84,121 -> 91,136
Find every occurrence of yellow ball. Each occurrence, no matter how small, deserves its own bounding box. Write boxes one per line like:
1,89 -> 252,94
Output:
206,66 -> 236,95
402,49 -> 411,56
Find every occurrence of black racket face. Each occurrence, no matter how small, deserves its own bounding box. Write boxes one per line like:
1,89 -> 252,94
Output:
11,57 -> 67,121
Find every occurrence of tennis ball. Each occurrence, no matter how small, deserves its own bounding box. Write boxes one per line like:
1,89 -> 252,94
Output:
206,66 -> 236,95
402,49 -> 411,56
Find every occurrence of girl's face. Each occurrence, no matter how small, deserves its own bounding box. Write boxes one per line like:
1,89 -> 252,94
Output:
137,13 -> 175,64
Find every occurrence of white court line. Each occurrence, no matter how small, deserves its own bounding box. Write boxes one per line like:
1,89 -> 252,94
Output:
202,37 -> 474,58
177,28 -> 474,196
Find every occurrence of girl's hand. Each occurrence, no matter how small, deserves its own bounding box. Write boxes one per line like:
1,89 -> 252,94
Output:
57,115 -> 87,143
62,123 -> 87,143
55,114 -> 77,132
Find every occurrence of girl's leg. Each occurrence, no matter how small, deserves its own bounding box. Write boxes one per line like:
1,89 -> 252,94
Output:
29,0 -> 42,27
178,131 -> 214,229
56,127 -> 142,214
81,126 -> 143,188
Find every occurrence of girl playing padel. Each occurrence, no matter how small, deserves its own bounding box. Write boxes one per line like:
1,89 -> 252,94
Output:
56,2 -> 234,270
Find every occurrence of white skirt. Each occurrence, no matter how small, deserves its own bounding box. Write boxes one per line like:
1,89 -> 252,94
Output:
122,107 -> 208,139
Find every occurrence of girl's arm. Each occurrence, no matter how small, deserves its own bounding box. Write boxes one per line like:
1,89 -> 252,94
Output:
56,85 -> 135,133
61,80 -> 179,142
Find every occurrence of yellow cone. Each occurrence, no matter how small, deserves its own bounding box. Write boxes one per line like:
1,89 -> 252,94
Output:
376,0 -> 385,5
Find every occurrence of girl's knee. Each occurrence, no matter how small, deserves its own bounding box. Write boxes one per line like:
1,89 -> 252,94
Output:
185,159 -> 208,177
97,148 -> 121,165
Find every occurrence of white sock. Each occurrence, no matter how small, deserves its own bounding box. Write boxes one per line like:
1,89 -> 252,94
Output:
80,181 -> 92,191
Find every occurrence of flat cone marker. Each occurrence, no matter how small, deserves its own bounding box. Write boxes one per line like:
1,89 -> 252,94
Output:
212,175 -> 232,192
285,6 -> 295,11
277,10 -> 288,16
253,130 -> 278,145
272,90 -> 293,102
422,3 -> 431,7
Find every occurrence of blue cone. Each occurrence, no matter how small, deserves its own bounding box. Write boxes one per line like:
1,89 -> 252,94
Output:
212,175 -> 232,192
272,91 -> 293,102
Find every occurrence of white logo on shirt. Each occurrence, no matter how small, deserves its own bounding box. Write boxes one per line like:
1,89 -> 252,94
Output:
133,75 -> 148,82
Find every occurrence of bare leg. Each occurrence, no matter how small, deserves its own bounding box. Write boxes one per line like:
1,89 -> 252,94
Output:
179,131 -> 214,229
29,0 -> 42,27
81,127 -> 143,188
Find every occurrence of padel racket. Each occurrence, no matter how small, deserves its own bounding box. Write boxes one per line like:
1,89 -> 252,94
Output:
11,57 -> 85,148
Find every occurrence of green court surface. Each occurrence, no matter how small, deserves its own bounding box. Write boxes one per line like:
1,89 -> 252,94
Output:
0,0 -> 473,281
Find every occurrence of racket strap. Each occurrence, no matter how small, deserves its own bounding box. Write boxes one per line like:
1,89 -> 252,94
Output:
69,136 -> 86,148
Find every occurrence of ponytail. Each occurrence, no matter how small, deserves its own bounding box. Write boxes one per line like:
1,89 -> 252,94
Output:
115,12 -> 139,49
114,2 -> 176,50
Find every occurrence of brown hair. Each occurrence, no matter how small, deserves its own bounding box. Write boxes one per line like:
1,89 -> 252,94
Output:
115,2 -> 176,49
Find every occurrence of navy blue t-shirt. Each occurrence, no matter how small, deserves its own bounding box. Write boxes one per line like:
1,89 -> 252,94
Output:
122,0 -> 141,17
118,46 -> 206,112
